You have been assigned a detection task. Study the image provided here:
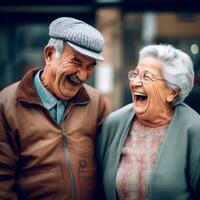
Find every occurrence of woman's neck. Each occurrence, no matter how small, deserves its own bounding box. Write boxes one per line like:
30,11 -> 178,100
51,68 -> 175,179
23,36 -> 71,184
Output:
136,106 -> 174,127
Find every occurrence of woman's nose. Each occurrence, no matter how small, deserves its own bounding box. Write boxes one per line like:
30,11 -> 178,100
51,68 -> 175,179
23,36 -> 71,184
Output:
130,76 -> 143,86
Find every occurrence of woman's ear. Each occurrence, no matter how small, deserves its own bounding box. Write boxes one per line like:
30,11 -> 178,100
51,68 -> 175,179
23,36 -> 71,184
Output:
167,88 -> 180,103
44,46 -> 55,65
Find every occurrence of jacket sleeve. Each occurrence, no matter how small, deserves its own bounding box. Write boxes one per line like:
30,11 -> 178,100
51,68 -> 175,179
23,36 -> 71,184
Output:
97,94 -> 110,126
0,106 -> 18,200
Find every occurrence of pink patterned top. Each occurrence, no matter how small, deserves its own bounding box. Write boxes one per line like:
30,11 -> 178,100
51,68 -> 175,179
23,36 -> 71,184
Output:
116,118 -> 168,200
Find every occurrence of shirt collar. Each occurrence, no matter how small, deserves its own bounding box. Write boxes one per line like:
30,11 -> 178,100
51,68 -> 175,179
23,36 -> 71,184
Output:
16,68 -> 89,106
34,69 -> 59,110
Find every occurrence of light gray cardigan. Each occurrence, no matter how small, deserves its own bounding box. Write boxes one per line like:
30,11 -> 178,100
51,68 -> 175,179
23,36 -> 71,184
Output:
96,103 -> 200,200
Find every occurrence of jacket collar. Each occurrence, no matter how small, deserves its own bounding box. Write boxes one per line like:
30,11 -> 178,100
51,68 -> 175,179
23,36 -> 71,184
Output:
16,67 -> 90,105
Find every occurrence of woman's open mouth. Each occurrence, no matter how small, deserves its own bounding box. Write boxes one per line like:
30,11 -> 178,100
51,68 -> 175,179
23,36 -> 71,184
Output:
134,92 -> 148,103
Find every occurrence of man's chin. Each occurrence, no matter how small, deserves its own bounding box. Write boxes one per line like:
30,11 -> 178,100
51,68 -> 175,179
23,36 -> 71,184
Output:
61,89 -> 80,100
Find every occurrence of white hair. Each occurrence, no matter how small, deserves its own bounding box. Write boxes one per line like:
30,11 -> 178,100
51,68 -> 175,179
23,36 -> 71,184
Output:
46,38 -> 65,57
139,44 -> 194,105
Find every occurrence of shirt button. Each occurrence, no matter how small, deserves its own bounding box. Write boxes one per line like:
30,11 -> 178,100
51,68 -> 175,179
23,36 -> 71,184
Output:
79,160 -> 87,168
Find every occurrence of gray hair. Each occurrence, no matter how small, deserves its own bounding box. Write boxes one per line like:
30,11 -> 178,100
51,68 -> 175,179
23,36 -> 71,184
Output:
139,44 -> 194,105
47,38 -> 65,57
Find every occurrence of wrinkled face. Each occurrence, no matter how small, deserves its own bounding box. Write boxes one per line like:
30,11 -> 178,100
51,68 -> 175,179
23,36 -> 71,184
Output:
129,56 -> 177,116
41,45 -> 96,100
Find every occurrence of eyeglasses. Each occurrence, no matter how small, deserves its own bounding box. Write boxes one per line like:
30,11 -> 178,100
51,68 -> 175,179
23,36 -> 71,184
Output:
128,69 -> 179,87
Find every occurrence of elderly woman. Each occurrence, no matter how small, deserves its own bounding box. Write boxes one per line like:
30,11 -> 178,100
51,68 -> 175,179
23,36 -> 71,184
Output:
96,44 -> 200,200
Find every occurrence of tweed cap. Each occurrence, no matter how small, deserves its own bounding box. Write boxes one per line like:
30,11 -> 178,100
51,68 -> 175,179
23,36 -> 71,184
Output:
49,17 -> 104,61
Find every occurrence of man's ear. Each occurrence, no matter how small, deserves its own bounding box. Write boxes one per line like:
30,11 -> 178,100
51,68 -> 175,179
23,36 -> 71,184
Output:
44,46 -> 55,64
167,88 -> 180,103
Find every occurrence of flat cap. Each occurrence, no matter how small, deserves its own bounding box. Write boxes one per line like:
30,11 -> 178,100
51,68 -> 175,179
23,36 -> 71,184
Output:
49,17 -> 104,61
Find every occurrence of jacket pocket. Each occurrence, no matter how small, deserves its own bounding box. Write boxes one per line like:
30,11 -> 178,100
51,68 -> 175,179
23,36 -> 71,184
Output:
17,166 -> 66,199
79,158 -> 97,200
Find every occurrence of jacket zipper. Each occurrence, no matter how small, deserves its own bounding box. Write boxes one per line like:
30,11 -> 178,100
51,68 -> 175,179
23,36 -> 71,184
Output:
62,127 -> 76,200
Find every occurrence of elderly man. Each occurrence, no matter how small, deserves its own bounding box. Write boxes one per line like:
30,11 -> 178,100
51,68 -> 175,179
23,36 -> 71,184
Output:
0,17 -> 109,200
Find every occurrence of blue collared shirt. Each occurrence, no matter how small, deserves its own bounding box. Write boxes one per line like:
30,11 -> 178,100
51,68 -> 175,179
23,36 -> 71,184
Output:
33,69 -> 67,124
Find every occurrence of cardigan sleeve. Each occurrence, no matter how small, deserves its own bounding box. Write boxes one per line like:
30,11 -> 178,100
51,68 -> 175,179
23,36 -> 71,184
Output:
95,115 -> 115,200
96,114 -> 114,165
190,151 -> 200,198
187,109 -> 200,198
96,103 -> 134,166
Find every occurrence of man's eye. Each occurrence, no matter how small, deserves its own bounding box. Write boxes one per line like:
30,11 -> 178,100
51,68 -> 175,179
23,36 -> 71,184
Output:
70,61 -> 81,66
88,65 -> 95,69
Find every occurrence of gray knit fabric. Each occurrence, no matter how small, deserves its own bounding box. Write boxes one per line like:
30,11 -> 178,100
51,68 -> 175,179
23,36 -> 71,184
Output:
49,17 -> 104,60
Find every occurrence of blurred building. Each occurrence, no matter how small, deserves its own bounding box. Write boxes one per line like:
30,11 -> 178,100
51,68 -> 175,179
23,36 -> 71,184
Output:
0,0 -> 200,113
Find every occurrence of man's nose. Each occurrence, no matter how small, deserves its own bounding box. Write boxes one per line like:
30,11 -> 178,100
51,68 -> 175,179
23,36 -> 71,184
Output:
77,67 -> 88,81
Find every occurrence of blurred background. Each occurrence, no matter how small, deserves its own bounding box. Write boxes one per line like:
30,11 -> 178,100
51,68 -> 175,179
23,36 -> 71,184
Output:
0,0 -> 200,113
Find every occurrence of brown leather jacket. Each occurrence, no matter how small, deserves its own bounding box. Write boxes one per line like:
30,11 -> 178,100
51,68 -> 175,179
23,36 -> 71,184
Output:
0,68 -> 109,200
